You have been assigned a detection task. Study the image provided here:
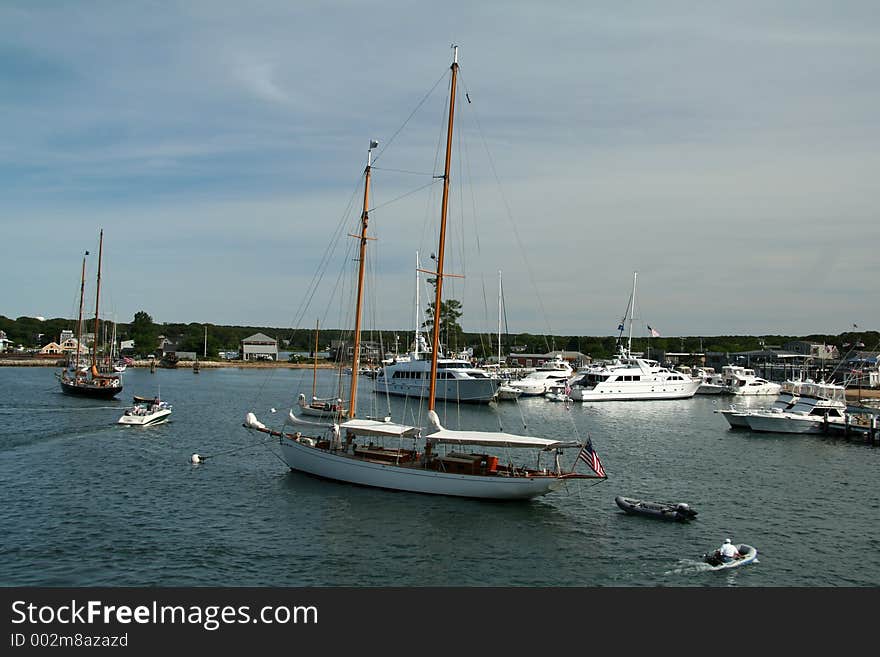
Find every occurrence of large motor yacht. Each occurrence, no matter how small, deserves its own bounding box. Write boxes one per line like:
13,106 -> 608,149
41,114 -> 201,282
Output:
567,350 -> 701,401
375,337 -> 499,403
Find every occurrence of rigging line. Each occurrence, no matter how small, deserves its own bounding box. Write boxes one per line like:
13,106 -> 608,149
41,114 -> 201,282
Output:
371,166 -> 436,177
368,179 -> 441,213
289,175 -> 363,331
459,70 -> 557,347
371,68 -> 447,167
249,179 -> 362,410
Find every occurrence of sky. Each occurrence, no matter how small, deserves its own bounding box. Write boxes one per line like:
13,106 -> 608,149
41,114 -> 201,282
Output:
2,1 -> 878,339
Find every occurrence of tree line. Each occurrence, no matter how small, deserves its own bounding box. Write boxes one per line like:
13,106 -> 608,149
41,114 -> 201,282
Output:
1,313 -> 876,362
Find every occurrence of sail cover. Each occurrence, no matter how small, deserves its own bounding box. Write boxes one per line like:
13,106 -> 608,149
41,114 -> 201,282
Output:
340,418 -> 420,438
427,427 -> 564,449
426,411 -> 566,449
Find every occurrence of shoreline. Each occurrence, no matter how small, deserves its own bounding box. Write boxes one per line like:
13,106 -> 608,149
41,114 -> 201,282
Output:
0,358 -> 336,370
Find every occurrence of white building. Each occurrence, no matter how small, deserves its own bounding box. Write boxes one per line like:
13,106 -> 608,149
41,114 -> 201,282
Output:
241,333 -> 278,361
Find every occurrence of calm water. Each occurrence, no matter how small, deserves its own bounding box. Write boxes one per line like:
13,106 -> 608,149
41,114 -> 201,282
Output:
1,366 -> 877,587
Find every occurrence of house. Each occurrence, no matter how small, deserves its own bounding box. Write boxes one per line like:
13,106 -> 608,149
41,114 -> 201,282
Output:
506,350 -> 589,368
0,330 -> 11,352
39,342 -> 63,356
61,338 -> 84,353
241,333 -> 278,361
783,341 -> 839,360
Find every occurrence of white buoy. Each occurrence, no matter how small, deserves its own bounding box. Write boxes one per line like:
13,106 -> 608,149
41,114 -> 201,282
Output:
191,453 -> 201,464
270,408 -> 277,413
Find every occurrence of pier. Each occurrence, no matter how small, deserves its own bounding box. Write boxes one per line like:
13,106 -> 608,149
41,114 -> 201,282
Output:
825,409 -> 880,445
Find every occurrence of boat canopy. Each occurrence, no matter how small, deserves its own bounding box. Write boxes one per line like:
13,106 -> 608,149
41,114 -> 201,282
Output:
426,410 -> 575,449
340,418 -> 420,438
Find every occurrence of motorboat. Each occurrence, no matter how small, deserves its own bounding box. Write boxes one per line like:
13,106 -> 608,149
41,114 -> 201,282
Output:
743,380 -> 847,434
615,496 -> 697,522
715,387 -> 800,429
543,382 -> 571,403
693,367 -> 726,395
118,396 -> 172,427
722,365 -> 781,396
507,354 -> 574,397
567,353 -> 701,401
375,350 -> 499,403
703,544 -> 758,569
493,383 -> 522,401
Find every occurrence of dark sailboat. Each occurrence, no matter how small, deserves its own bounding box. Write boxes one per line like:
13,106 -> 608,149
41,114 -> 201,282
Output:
58,230 -> 123,399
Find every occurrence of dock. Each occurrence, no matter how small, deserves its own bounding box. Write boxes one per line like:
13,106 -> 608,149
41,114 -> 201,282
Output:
825,408 -> 880,445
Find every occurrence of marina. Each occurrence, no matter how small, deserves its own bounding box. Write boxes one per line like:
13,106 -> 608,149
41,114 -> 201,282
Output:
1,365 -> 879,587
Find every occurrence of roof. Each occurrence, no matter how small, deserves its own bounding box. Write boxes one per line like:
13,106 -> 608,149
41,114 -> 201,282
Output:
242,332 -> 276,344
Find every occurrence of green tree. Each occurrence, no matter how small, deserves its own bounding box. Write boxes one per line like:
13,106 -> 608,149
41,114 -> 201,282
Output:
422,299 -> 464,352
129,311 -> 158,355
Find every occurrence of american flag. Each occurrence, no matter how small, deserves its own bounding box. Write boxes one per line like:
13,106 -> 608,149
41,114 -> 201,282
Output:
577,438 -> 607,478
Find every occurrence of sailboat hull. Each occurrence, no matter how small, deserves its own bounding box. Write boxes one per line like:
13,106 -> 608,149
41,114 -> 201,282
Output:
59,378 -> 123,399
279,438 -> 565,500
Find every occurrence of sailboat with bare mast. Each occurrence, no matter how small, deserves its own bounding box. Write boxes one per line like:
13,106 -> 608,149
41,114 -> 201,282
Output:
244,48 -> 606,499
59,230 -> 123,399
297,319 -> 348,419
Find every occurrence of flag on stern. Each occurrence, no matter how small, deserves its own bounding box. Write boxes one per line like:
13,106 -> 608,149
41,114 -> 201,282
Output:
577,438 -> 607,478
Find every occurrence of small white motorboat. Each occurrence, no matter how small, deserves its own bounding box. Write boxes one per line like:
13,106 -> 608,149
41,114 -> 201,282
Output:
703,543 -> 758,570
118,396 -> 173,427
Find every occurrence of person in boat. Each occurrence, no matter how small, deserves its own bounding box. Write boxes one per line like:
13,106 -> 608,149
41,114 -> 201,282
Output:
717,538 -> 742,561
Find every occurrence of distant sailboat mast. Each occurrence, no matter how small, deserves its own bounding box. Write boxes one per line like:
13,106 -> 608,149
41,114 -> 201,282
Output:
414,251 -> 420,360
312,319 -> 320,399
74,250 -> 88,379
91,230 -> 104,372
627,271 -> 637,357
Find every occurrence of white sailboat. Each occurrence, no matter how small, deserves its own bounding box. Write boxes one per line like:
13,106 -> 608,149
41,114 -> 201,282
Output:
244,49 -> 606,499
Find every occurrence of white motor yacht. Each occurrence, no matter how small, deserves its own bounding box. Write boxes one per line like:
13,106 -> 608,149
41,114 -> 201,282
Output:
721,365 -> 781,396
694,367 -> 726,395
743,380 -> 847,434
376,349 -> 499,403
507,354 -> 574,396
568,351 -> 701,401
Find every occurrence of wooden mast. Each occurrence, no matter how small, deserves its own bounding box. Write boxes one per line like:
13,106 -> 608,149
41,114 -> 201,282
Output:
427,46 -> 459,412
73,251 -> 87,383
312,319 -> 319,398
91,230 -> 104,371
347,140 -> 378,419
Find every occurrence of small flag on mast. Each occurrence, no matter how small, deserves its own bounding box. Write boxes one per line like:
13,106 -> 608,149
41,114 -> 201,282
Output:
648,324 -> 660,338
617,324 -> 625,332
577,437 -> 607,478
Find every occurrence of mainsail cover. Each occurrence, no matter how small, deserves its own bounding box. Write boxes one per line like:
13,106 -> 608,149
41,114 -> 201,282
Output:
426,410 -> 569,449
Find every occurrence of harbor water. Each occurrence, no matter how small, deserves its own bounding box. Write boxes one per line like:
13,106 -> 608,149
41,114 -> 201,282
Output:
1,366 -> 878,587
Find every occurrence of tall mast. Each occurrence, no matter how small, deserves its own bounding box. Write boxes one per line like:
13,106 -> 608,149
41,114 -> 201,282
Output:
92,230 -> 104,369
204,325 -> 207,358
312,319 -> 319,398
627,271 -> 637,357
347,139 -> 378,419
498,270 -> 502,364
428,46 -> 459,412
414,251 -> 420,360
74,251 -> 88,378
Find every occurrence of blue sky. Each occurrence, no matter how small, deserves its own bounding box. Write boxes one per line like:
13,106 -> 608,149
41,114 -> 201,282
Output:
2,1 -> 878,338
